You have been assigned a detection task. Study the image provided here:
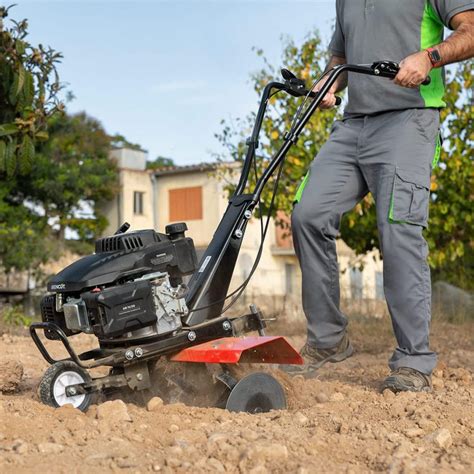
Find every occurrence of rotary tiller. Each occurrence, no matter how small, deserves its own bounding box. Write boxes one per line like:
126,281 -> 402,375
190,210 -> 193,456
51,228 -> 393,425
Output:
30,60 -> 419,413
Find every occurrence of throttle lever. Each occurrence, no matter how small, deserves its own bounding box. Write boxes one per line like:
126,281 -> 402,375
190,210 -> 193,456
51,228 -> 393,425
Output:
281,68 -> 297,81
281,68 -> 306,88
281,68 -> 342,105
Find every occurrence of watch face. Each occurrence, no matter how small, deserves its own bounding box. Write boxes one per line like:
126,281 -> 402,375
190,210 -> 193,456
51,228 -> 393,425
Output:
431,49 -> 441,62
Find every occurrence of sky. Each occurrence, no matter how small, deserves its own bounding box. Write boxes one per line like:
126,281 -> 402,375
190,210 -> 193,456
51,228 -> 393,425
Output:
10,0 -> 337,165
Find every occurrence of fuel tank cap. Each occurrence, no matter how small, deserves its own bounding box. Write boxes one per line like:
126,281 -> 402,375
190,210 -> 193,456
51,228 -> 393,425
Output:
165,222 -> 188,240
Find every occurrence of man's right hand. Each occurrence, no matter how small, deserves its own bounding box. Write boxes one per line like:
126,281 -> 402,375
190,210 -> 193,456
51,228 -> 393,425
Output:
312,78 -> 339,109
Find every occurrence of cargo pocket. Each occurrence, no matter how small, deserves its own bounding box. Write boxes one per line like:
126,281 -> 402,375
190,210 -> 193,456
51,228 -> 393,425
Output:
389,167 -> 430,227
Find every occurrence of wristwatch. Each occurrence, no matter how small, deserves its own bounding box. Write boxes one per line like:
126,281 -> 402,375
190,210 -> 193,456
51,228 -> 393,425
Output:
426,48 -> 442,68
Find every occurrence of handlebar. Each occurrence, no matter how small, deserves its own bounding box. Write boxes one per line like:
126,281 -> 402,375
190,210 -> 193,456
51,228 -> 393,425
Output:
280,60 -> 431,105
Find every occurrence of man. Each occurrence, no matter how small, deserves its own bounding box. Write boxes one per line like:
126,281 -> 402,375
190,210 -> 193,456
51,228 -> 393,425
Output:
287,0 -> 474,392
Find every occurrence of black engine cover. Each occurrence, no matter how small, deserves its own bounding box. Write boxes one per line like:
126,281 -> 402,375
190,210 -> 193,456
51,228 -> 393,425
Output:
47,229 -> 197,293
82,280 -> 157,338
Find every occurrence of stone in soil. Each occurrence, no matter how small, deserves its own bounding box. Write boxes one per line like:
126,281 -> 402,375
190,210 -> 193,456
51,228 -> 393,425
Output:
147,397 -> 164,412
315,392 -> 329,403
295,412 -> 309,425
428,428 -> 453,450
96,400 -> 132,423
37,442 -> 65,454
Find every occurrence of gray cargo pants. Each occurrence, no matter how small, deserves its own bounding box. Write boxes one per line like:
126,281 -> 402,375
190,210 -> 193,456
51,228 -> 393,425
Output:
292,108 -> 440,375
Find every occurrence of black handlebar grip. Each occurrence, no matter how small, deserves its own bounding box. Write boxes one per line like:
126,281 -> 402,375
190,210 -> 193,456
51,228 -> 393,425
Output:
422,76 -> 431,86
335,96 -> 342,106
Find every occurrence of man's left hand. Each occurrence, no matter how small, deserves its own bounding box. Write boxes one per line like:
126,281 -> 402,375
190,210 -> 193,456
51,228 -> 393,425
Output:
394,51 -> 433,88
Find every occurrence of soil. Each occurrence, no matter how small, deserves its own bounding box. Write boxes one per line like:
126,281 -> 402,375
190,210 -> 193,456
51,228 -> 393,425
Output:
0,316 -> 473,473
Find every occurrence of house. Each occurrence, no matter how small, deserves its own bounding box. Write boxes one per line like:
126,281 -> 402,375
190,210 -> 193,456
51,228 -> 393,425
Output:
101,148 -> 386,315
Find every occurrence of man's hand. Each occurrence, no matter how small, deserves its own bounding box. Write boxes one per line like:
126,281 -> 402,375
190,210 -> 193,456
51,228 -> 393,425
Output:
394,51 -> 432,88
312,78 -> 339,109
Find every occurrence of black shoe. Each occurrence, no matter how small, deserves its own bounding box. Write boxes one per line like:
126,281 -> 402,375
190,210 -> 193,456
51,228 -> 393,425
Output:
381,367 -> 432,393
280,333 -> 354,378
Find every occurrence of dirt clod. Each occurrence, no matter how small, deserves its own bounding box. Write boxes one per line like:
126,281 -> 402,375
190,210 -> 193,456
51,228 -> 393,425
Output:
403,428 -> 424,438
331,391 -> 345,402
0,360 -> 23,393
12,439 -> 28,454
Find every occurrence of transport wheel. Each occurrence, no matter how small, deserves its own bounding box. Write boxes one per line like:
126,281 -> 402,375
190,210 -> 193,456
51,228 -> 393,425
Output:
39,361 -> 93,412
226,372 -> 287,413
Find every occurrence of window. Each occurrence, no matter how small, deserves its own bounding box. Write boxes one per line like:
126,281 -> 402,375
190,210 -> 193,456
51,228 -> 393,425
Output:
169,186 -> 203,221
350,267 -> 363,300
133,191 -> 144,215
375,271 -> 384,300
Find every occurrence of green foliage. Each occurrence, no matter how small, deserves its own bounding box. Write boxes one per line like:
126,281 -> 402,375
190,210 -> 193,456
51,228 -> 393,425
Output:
0,5 -> 63,176
17,111 -> 119,240
146,155 -> 176,170
215,32 -> 340,215
0,182 -> 54,273
2,305 -> 33,327
64,238 -> 95,256
110,133 -> 144,151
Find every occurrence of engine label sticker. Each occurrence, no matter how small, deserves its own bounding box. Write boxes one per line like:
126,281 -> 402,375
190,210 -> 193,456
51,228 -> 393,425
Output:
198,256 -> 212,273
150,253 -> 173,266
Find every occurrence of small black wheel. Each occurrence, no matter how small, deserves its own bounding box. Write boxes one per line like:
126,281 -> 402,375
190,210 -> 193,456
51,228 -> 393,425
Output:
226,372 -> 287,413
39,361 -> 93,412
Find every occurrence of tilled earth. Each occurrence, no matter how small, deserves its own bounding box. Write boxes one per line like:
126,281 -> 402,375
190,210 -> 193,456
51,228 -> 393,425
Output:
0,316 -> 473,473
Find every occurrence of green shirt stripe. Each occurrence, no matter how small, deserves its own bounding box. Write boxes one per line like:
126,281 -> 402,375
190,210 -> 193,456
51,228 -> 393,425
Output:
420,2 -> 446,108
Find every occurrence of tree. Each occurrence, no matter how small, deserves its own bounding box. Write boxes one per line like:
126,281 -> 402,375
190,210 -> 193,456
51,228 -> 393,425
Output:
110,133 -> 144,152
0,186 -> 53,274
216,33 -> 473,289
0,170 -> 55,283
146,156 -> 176,170
16,111 -> 119,240
0,5 -> 62,176
0,4 -> 61,279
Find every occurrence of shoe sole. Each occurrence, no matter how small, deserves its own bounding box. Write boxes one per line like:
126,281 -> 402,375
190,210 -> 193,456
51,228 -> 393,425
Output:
286,343 -> 354,379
